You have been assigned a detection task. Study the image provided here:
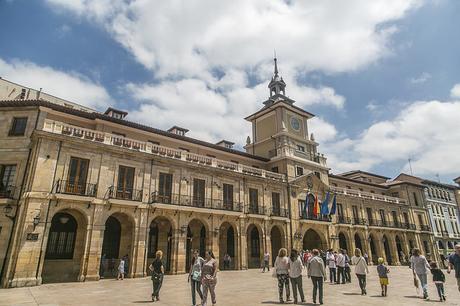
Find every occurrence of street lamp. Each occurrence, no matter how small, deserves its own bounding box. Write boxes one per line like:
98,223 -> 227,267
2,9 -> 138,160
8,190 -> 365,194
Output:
293,232 -> 303,240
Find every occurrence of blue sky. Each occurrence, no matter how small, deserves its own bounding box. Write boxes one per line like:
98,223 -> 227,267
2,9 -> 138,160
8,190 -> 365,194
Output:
1,0 -> 459,183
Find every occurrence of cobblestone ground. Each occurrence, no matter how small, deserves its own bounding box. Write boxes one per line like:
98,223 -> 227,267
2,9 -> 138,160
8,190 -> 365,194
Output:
0,267 -> 459,306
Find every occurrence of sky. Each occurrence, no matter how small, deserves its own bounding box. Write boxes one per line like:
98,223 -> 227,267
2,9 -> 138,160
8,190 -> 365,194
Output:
0,0 -> 459,183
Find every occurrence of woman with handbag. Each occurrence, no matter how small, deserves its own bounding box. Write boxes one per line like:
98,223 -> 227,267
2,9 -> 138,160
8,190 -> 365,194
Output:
274,248 -> 291,303
188,250 -> 204,306
149,250 -> 165,302
351,248 -> 369,295
201,250 -> 218,306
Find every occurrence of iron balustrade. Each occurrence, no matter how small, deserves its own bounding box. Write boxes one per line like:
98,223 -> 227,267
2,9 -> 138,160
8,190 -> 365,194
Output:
108,186 -> 143,202
247,205 -> 265,215
337,216 -> 352,224
55,180 -> 97,197
299,212 -> 331,222
0,185 -> 15,198
419,225 -> 431,232
353,218 -> 367,226
149,192 -> 243,212
270,207 -> 289,218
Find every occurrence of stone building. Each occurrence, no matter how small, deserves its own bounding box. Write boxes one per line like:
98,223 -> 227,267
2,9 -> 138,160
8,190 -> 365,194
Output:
0,61 -> 438,288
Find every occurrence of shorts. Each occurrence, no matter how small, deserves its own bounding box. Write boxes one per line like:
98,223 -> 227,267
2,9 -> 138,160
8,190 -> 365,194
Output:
379,277 -> 389,285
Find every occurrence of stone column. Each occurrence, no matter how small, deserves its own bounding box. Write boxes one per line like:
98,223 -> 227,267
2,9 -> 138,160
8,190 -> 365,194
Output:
239,218 -> 247,269
173,230 -> 187,274
133,209 -> 148,278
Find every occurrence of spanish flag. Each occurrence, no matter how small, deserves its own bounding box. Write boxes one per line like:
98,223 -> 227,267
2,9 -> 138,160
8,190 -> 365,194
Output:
313,194 -> 320,217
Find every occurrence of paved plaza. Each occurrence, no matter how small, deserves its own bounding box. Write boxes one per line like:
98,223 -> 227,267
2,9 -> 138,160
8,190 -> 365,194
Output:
0,267 -> 458,306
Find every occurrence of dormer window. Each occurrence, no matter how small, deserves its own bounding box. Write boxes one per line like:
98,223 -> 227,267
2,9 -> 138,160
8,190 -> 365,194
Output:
296,145 -> 305,152
104,107 -> 128,120
216,140 -> 235,149
167,126 -> 189,136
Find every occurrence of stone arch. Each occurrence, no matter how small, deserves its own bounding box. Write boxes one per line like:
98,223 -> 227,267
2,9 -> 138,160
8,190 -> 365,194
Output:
247,223 -> 263,268
338,232 -> 348,252
146,216 -> 173,273
219,221 -> 238,270
303,228 -> 326,251
186,218 -> 209,271
270,225 -> 284,266
382,235 -> 392,265
354,232 -> 363,253
42,208 -> 87,283
100,212 -> 135,278
368,234 -> 378,264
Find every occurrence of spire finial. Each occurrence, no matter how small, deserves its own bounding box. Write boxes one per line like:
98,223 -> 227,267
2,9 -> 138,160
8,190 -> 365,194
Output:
273,50 -> 278,76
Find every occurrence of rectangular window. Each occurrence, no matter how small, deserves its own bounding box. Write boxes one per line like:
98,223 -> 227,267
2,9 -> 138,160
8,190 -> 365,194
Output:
296,166 -> 304,176
272,192 -> 280,215
117,165 -> 135,199
391,211 -> 398,224
366,207 -> 373,222
193,178 -> 206,207
417,214 -> 424,226
0,164 -> 16,197
337,203 -> 343,217
403,212 -> 409,225
352,206 -> 359,219
413,192 -> 419,206
249,188 -> 258,213
379,209 -> 386,224
223,183 -> 233,209
66,157 -> 89,194
271,166 -> 279,173
9,117 -> 28,136
158,173 -> 173,203
296,145 -> 305,152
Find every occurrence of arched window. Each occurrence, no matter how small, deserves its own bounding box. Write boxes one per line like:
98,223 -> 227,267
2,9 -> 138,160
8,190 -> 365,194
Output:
45,213 -> 77,259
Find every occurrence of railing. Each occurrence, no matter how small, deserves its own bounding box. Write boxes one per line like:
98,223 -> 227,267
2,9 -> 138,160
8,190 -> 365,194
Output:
367,219 -> 416,230
419,224 -> 431,232
337,216 -> 352,224
0,185 -> 15,198
149,192 -> 243,212
299,213 -> 331,222
353,217 -> 367,225
270,207 -> 289,218
108,186 -> 143,202
247,205 -> 265,215
331,186 -> 406,204
44,119 -> 286,183
55,180 -> 97,197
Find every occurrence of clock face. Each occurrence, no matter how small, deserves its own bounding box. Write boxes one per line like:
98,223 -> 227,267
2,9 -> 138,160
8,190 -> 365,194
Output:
290,117 -> 300,131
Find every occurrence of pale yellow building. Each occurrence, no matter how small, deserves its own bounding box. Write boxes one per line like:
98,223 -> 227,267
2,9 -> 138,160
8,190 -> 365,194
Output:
0,62 -> 437,288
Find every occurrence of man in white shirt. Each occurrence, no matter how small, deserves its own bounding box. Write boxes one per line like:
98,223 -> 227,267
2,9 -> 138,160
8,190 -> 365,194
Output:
326,250 -> 337,283
336,250 -> 346,284
262,251 -> 270,272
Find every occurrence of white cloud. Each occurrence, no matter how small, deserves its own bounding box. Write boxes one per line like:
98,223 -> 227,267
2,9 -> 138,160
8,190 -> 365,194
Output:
0,58 -> 111,109
410,72 -> 431,84
321,100 -> 460,176
450,83 -> 460,98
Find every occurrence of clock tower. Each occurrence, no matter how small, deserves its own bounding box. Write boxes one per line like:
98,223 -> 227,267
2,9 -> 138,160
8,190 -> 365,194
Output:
244,58 -> 329,183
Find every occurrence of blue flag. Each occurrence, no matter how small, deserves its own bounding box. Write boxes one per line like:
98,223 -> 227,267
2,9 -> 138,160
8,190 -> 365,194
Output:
320,191 -> 330,215
329,194 -> 337,215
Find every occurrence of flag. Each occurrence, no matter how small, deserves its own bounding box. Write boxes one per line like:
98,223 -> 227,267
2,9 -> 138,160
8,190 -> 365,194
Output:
320,191 -> 330,215
303,193 -> 310,218
329,194 -> 337,215
313,194 -> 320,217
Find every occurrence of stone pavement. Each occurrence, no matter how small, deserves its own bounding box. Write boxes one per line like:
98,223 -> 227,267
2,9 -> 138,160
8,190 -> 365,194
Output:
0,267 -> 459,306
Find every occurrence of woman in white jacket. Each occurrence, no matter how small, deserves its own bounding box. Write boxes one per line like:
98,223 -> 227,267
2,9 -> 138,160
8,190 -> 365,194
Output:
351,248 -> 369,295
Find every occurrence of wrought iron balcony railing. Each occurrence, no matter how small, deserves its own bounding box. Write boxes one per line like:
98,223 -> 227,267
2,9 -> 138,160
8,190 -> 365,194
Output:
108,186 -> 143,202
0,185 -> 15,199
270,207 -> 289,218
55,180 -> 97,197
337,216 -> 352,224
419,224 -> 431,232
352,217 -> 367,226
247,205 -> 265,215
149,192 -> 244,212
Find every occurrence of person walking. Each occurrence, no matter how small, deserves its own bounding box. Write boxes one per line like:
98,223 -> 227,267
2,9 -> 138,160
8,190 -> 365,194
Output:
447,244 -> 460,292
122,254 -> 129,276
336,249 -> 346,284
410,248 -> 431,299
188,250 -> 204,306
223,253 -> 231,270
289,249 -> 305,304
303,250 -> 311,267
343,250 -> 351,283
351,248 -> 369,295
274,248 -> 291,303
117,257 -> 125,280
363,252 -> 369,265
326,250 -> 337,284
262,251 -> 270,272
149,250 -> 165,302
307,249 -> 326,305
376,258 -> 389,297
430,261 -> 446,302
201,250 -> 218,306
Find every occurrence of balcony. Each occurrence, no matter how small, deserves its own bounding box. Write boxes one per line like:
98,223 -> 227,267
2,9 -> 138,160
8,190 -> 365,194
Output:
352,218 -> 367,226
419,224 -> 431,232
299,212 -> 331,222
337,216 -> 352,224
108,186 -> 143,202
270,207 -> 289,218
43,119 -> 286,183
247,205 -> 266,215
149,192 -> 243,212
331,186 -> 406,204
0,185 -> 15,199
55,180 -> 97,197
